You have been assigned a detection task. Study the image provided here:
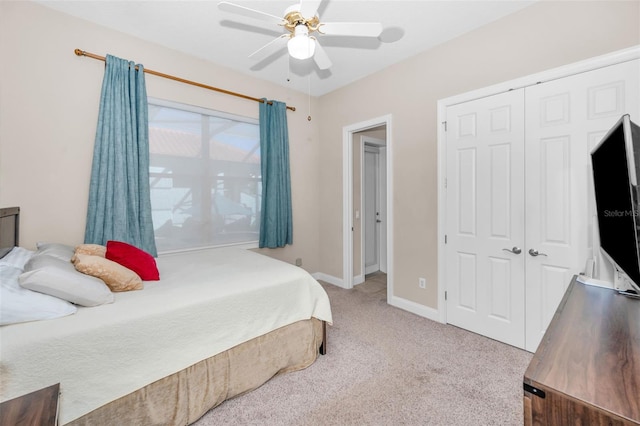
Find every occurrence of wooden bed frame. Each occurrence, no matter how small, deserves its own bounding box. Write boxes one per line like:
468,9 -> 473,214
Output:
0,207 -> 328,425
0,207 -> 19,258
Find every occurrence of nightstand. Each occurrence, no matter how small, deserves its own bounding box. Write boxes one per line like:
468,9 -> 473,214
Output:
0,383 -> 59,426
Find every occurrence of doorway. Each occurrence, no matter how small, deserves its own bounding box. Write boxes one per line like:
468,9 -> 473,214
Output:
362,138 -> 386,277
342,115 -> 393,301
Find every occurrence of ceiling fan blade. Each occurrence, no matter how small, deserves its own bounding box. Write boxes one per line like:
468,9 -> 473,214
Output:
218,1 -> 285,25
319,22 -> 383,37
248,35 -> 289,61
312,39 -> 332,70
299,0 -> 322,18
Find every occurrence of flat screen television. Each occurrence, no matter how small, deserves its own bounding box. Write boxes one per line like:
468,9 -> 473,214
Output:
591,114 -> 640,295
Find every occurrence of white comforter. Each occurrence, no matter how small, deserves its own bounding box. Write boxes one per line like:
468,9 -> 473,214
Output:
0,247 -> 332,424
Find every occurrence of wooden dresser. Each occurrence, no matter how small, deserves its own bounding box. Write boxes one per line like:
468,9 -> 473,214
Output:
523,276 -> 640,425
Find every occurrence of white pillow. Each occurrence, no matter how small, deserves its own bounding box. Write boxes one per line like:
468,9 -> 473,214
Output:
35,242 -> 75,262
0,247 -> 35,270
0,264 -> 76,326
20,255 -> 114,307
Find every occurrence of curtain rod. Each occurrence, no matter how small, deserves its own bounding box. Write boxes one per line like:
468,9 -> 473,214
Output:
74,49 -> 295,112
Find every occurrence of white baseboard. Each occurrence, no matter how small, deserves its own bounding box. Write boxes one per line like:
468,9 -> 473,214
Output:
364,265 -> 378,275
312,272 -> 348,289
388,295 -> 442,323
313,273 -> 443,324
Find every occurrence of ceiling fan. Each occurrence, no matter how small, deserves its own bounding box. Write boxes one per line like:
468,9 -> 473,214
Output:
218,0 -> 383,70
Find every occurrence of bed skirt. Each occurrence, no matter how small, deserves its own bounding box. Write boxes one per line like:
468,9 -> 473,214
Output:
66,318 -> 324,425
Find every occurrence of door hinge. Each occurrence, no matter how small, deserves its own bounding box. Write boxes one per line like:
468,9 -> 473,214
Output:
442,121 -> 447,131
444,178 -> 447,189
444,291 -> 447,301
444,235 -> 447,244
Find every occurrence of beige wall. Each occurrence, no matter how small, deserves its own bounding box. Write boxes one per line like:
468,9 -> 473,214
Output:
317,1 -> 640,309
0,1 -> 321,272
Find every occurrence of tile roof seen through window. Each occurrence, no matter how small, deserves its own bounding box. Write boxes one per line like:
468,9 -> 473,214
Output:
149,127 -> 260,164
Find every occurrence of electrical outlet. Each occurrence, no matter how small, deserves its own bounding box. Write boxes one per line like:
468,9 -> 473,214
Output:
295,258 -> 302,267
419,277 -> 426,289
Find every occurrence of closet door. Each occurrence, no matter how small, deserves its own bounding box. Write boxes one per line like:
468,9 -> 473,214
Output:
445,89 -> 526,348
524,58 -> 640,351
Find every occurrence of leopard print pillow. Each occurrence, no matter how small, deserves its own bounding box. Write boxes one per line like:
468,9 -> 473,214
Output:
75,244 -> 107,257
72,253 -> 143,292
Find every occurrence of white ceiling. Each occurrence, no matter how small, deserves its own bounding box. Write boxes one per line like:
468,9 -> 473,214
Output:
37,0 -> 537,96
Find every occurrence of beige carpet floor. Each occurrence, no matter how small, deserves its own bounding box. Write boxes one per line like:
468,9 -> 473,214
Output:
194,273 -> 532,425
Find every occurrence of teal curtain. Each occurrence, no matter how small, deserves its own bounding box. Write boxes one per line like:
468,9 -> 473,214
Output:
84,54 -> 157,257
259,99 -> 293,248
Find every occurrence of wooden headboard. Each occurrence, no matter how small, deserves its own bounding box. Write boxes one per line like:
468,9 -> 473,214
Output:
0,206 -> 20,259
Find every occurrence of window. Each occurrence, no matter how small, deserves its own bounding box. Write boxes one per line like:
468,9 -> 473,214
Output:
148,99 -> 261,253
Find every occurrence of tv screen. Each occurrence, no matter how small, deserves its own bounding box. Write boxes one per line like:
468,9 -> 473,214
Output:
591,114 -> 640,294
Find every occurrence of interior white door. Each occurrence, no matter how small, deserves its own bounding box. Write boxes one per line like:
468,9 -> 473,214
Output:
445,89 -> 526,348
364,146 -> 380,275
523,58 -> 640,351
378,147 -> 388,274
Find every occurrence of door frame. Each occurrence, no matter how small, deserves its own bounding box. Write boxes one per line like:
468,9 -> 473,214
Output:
436,45 -> 640,324
343,115 -> 393,300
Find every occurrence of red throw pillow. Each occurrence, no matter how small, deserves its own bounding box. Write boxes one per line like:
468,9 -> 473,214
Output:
105,241 -> 160,281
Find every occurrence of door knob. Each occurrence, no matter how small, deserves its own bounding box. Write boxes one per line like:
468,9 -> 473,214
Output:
502,247 -> 522,254
528,249 -> 548,257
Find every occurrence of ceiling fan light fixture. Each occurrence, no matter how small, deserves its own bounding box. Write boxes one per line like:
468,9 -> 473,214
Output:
287,24 -> 315,60
220,0 -> 384,71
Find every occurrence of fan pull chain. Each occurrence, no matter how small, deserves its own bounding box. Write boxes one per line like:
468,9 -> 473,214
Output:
307,74 -> 312,121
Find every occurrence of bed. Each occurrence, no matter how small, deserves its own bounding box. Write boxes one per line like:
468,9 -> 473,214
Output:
0,207 -> 332,425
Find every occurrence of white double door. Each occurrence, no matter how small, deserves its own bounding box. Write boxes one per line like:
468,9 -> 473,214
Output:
445,59 -> 640,352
